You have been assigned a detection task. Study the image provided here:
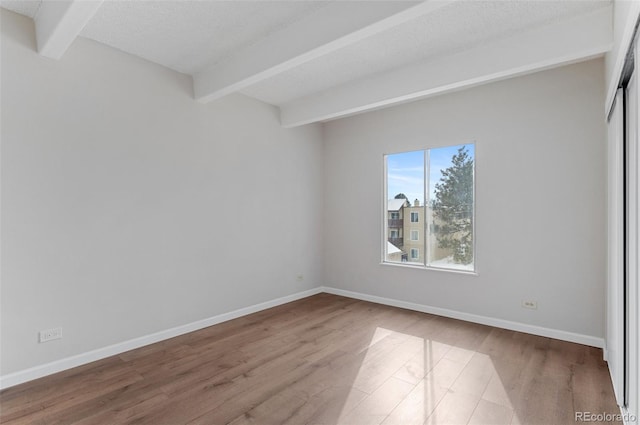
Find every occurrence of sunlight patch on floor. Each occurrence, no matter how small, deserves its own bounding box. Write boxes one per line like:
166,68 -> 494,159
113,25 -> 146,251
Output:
336,327 -> 519,425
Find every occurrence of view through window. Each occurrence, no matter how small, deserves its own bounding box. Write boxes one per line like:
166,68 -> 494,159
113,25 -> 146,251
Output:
384,144 -> 475,272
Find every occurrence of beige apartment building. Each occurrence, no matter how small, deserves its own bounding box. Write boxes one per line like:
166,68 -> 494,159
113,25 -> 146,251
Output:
386,198 -> 424,263
402,200 -> 424,264
387,198 -> 450,264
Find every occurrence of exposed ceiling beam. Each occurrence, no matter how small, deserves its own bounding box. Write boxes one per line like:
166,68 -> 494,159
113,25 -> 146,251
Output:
35,0 -> 103,59
193,1 -> 454,104
280,6 -> 613,128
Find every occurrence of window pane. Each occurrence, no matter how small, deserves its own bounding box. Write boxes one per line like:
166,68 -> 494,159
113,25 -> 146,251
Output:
385,150 -> 425,264
384,144 -> 474,272
427,144 -> 475,271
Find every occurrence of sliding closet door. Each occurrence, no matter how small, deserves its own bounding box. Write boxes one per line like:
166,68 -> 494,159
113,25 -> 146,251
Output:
608,88 -> 625,404
625,40 -> 638,418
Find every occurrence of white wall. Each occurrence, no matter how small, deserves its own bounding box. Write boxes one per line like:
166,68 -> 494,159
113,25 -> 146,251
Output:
323,59 -> 607,340
0,10 -> 324,376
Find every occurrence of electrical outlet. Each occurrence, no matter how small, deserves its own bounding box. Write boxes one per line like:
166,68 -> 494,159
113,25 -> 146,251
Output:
296,274 -> 304,282
521,300 -> 538,310
39,327 -> 62,343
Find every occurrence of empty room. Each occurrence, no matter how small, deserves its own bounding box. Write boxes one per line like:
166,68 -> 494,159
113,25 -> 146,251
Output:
1,0 -> 639,424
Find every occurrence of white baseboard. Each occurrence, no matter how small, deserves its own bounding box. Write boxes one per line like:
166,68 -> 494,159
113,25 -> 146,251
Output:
1,285 -> 605,390
320,286 -> 605,348
0,287 -> 323,390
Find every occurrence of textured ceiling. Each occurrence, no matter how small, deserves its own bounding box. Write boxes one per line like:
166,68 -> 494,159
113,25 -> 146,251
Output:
240,0 -> 610,104
0,0 -> 612,113
79,1 -> 329,75
1,0 -> 40,18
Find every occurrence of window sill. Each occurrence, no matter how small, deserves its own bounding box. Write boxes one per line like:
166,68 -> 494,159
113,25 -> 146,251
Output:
379,261 -> 478,276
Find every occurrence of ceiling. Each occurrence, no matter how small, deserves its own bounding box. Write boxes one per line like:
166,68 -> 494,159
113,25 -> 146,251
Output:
1,0 -> 613,127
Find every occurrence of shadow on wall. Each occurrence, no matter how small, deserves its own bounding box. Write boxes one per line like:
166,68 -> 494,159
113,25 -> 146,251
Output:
1,9 -> 37,52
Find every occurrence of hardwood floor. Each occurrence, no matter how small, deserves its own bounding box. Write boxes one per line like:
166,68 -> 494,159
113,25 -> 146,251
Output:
0,294 -> 621,424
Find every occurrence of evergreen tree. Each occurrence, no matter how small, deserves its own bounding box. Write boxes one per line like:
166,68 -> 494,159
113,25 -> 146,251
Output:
394,193 -> 408,206
432,146 -> 474,264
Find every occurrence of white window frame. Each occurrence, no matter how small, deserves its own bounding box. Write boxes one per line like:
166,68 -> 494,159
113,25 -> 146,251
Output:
382,144 -> 476,274
410,230 -> 419,241
410,212 -> 419,223
410,248 -> 419,259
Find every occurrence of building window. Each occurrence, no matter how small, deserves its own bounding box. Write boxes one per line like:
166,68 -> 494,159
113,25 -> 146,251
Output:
383,143 -> 475,272
390,229 -> 399,238
390,211 -> 400,220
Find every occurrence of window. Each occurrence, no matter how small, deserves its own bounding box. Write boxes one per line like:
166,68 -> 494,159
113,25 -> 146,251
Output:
390,229 -> 399,238
390,211 -> 400,220
384,143 -> 475,272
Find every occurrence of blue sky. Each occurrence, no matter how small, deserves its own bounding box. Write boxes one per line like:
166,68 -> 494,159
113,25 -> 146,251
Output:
387,144 -> 474,204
